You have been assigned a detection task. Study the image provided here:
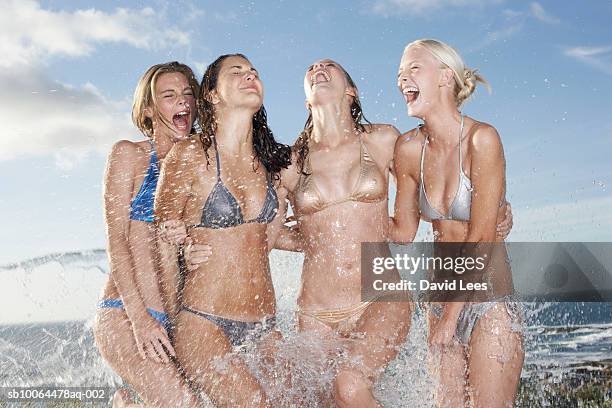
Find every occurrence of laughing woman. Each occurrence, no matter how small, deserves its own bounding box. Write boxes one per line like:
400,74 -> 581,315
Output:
273,58 -> 514,408
154,54 -> 291,407
274,59 -> 413,408
391,39 -> 524,407
93,62 -> 202,407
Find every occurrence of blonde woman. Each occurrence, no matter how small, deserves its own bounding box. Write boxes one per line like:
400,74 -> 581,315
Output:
391,39 -> 524,407
93,62 -> 203,407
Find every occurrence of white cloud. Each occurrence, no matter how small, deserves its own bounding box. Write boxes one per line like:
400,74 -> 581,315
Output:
472,22 -> 523,51
0,0 -> 191,68
369,0 -> 502,16
471,3 -> 559,51
0,1 -> 199,164
563,46 -> 612,75
503,2 -> 560,24
0,67 -> 135,163
529,2 -> 560,24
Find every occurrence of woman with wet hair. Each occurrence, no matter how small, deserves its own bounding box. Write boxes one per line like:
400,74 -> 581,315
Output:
391,39 -> 523,407
93,62 -> 203,407
273,58 -> 514,407
154,53 -> 291,407
269,58 -> 412,407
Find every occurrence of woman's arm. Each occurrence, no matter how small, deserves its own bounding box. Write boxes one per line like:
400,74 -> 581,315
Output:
389,133 -> 421,243
103,141 -> 148,322
154,141 -> 196,224
266,185 -> 298,252
273,220 -> 304,252
270,156 -> 304,252
466,125 -> 506,243
128,220 -> 165,312
270,189 -> 304,252
153,141 -> 197,319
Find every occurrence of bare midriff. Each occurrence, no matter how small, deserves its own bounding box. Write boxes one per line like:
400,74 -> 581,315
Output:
185,223 -> 276,321
297,199 -> 388,311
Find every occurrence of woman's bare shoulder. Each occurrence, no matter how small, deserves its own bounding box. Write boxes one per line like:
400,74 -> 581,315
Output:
469,120 -> 502,152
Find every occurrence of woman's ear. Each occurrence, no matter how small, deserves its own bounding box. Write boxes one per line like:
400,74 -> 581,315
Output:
439,67 -> 454,88
144,106 -> 153,118
345,87 -> 357,97
208,89 -> 221,105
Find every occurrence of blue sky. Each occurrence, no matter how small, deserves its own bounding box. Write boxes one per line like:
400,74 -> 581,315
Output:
1,0 -> 611,264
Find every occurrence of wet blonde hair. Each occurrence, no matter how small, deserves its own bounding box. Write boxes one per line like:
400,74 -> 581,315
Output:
405,39 -> 490,107
131,61 -> 199,137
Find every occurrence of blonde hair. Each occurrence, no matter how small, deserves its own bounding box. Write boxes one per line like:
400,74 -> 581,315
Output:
131,61 -> 199,137
405,39 -> 490,107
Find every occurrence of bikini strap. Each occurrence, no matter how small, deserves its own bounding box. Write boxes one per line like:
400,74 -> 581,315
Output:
147,138 -> 158,166
418,125 -> 427,187
211,135 -> 222,180
303,146 -> 313,176
358,132 -> 365,165
458,114 -> 465,172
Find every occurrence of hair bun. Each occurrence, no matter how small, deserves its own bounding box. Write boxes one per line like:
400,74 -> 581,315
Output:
464,68 -> 475,80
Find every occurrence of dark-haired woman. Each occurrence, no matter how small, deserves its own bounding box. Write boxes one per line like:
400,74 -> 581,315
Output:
154,54 -> 291,407
273,59 -> 412,408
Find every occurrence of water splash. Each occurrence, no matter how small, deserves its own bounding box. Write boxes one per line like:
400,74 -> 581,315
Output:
0,250 -> 610,406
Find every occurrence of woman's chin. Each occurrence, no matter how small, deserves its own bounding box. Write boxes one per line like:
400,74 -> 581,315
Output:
407,104 -> 421,118
170,131 -> 192,142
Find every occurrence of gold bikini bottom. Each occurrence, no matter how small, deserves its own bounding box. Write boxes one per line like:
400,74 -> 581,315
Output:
298,296 -> 381,335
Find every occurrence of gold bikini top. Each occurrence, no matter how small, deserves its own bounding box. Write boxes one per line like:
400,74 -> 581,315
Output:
294,136 -> 387,215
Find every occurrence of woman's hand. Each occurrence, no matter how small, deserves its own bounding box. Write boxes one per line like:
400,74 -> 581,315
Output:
284,215 -> 300,232
183,236 -> 212,272
496,202 -> 513,240
159,220 -> 187,245
131,313 -> 176,364
429,314 -> 459,348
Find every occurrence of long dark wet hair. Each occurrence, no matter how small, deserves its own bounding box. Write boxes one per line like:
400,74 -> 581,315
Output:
293,61 -> 372,175
196,53 -> 291,181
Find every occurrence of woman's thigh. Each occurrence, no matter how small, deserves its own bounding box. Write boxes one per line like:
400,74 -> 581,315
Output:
467,303 -> 524,408
93,308 -> 198,407
173,311 -> 271,408
346,300 -> 413,377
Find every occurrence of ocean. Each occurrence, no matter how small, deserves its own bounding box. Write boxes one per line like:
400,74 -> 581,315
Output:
0,249 -> 610,407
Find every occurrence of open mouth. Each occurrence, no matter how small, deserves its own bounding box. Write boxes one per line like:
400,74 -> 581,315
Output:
402,86 -> 420,104
172,109 -> 190,131
311,69 -> 331,88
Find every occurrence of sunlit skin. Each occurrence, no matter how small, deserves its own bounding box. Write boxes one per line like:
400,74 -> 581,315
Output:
154,56 -> 288,408
174,57 -> 514,406
93,69 -> 202,407
272,59 -> 412,408
391,44 -> 524,408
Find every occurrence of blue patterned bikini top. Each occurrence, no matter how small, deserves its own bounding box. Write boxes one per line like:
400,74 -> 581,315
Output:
129,140 -> 159,223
